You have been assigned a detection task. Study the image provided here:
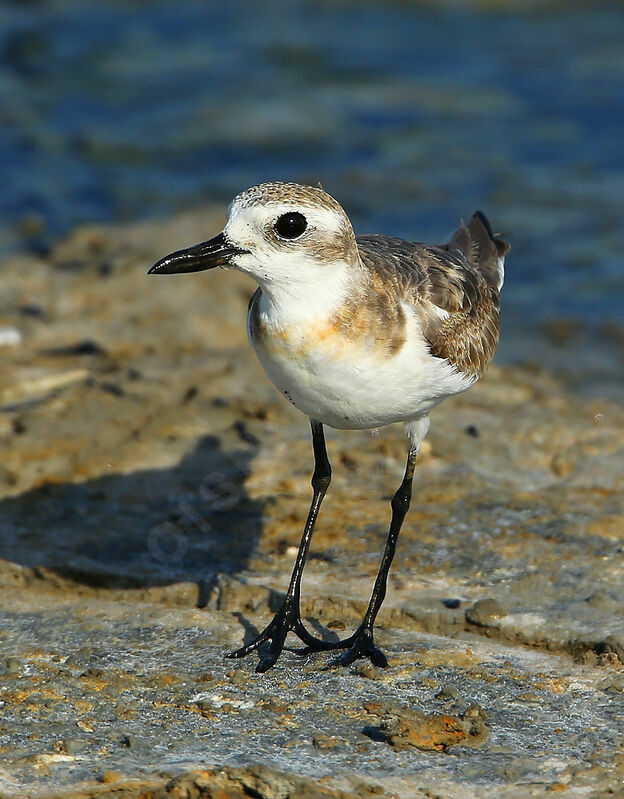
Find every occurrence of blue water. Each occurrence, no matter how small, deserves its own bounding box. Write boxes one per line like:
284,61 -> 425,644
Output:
1,0 -> 623,391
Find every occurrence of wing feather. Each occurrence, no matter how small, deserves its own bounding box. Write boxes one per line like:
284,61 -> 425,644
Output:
356,231 -> 502,378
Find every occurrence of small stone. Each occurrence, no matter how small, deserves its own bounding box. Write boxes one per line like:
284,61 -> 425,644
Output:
12,418 -> 27,435
516,692 -> 541,703
465,598 -> 507,627
603,635 -> 624,664
59,738 -> 88,755
4,656 -> 23,674
435,685 -> 462,703
598,674 -> 624,694
597,652 -> 621,667
19,303 -> 46,318
551,451 -> 576,477
81,667 -> 104,678
355,662 -> 381,680
0,327 -> 22,347
41,339 -> 106,357
575,650 -> 598,666
119,733 -> 135,748
98,770 -> 122,784
313,734 -> 341,750
260,697 -> 289,714
226,669 -> 247,687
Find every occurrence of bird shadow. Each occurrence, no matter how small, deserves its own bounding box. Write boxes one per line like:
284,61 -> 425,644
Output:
0,435 -> 264,603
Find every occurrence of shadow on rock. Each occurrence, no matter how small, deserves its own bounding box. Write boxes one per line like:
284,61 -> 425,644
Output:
0,436 -> 264,602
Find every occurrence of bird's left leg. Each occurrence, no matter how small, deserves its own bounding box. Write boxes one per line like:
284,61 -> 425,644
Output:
331,417 -> 430,667
227,419 -> 332,672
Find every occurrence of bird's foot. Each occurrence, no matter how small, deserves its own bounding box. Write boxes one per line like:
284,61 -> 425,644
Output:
227,605 -> 387,672
329,625 -> 388,669
227,599 -> 315,673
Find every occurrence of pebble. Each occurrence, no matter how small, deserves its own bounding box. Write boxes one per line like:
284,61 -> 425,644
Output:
355,662 -> 381,680
19,303 -> 46,319
435,685 -> 462,704
465,598 -> 508,627
59,738 -> 89,755
0,327 -> 22,347
3,656 -> 23,674
313,734 -> 341,750
98,771 -> 122,784
41,339 -> 106,357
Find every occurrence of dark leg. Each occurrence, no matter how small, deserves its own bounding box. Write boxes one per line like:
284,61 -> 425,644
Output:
227,419 -> 332,672
332,445 -> 419,668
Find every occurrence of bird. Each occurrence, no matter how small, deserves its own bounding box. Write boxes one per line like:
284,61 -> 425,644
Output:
149,181 -> 509,673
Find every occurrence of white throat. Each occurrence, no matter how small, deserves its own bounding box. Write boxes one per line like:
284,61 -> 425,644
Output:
255,257 -> 354,327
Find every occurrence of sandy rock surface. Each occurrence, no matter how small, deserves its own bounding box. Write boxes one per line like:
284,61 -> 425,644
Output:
0,210 -> 623,798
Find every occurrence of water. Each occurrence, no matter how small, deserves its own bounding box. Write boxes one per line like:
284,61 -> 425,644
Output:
1,0 -> 623,395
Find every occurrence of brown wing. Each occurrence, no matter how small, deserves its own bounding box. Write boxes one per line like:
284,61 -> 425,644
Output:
356,218 -> 506,378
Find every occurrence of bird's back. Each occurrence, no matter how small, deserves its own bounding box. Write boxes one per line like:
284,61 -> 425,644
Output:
356,211 -> 509,380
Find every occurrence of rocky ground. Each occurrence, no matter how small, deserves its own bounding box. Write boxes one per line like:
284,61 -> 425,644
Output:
0,209 -> 622,798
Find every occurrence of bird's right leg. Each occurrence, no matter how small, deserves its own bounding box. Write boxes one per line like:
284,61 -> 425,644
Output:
227,419 -> 332,672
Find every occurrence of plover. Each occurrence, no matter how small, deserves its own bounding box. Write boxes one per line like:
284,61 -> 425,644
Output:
149,182 -> 509,672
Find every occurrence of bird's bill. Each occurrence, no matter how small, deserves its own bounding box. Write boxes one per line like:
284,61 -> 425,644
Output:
148,232 -> 246,275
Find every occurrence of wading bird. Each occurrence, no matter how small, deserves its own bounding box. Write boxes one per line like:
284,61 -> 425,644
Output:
150,182 -> 509,672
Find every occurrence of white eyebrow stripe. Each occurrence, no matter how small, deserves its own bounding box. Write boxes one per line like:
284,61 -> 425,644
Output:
302,205 -> 346,234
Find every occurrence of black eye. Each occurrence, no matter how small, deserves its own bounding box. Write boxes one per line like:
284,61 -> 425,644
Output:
274,212 -> 307,240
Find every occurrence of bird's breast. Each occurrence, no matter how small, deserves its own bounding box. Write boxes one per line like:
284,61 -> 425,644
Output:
247,283 -> 408,364
245,287 -> 463,429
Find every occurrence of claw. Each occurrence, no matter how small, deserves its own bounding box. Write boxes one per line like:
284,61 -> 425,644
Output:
256,649 -> 282,673
226,602 -> 323,670
226,613 -> 287,664
330,627 -> 388,668
227,602 -> 389,671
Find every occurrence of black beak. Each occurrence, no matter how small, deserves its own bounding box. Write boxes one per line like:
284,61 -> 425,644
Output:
148,232 -> 247,275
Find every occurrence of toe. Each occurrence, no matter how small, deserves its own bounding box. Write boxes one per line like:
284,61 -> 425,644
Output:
369,647 -> 388,668
328,631 -> 388,669
256,654 -> 279,673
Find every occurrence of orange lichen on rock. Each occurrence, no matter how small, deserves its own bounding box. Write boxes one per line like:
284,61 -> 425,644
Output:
364,701 -> 489,752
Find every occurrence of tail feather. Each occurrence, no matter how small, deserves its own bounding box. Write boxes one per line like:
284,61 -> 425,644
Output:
448,211 -> 509,291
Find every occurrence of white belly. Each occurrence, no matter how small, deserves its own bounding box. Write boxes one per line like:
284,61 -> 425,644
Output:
249,311 -> 472,430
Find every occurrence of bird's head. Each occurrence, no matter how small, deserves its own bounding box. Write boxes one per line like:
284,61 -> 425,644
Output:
148,182 -> 359,291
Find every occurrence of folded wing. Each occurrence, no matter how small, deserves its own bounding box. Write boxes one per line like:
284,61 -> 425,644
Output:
356,212 -> 509,379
